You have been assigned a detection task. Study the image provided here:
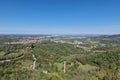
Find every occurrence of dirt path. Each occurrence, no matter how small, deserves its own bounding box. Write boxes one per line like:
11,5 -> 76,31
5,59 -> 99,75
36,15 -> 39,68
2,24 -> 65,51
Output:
0,54 -> 24,63
32,54 -> 37,70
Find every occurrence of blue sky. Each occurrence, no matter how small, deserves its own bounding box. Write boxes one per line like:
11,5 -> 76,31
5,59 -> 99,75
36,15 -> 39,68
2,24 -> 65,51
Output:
0,0 -> 120,34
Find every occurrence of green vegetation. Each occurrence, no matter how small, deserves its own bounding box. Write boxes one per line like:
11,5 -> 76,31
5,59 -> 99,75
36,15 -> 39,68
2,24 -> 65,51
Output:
0,35 -> 120,80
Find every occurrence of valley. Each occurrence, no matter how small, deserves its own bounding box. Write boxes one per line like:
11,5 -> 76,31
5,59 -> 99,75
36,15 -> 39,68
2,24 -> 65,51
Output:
0,35 -> 120,80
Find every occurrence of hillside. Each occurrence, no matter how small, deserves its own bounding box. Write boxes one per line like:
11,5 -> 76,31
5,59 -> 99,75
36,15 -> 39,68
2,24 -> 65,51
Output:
0,35 -> 120,80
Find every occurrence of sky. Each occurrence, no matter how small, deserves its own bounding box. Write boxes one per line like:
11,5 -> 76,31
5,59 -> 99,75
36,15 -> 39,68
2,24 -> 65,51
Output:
0,0 -> 120,34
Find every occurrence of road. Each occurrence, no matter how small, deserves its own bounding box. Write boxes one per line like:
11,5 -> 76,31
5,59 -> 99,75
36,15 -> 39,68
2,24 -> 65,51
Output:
32,54 -> 37,70
0,54 -> 24,62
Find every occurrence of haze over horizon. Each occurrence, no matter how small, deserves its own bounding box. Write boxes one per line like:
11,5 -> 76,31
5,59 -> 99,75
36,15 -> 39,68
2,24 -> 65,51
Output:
0,0 -> 120,34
